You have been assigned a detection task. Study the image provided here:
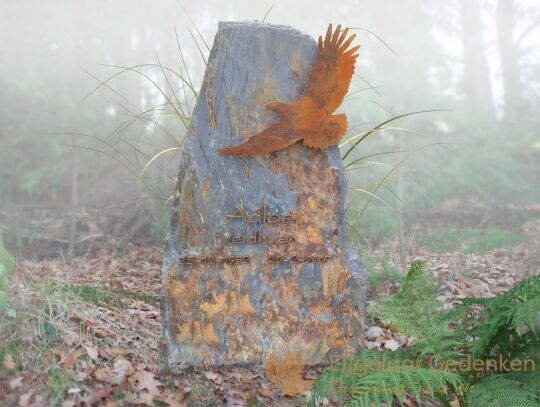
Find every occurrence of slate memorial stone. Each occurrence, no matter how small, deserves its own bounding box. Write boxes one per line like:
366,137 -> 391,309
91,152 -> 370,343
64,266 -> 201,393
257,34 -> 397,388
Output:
160,21 -> 367,373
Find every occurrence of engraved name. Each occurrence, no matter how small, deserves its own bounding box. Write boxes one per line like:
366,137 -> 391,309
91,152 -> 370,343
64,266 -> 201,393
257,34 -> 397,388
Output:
224,201 -> 297,225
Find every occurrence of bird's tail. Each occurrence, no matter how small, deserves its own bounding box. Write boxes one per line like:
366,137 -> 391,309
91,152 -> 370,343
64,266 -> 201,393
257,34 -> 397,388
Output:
218,126 -> 300,156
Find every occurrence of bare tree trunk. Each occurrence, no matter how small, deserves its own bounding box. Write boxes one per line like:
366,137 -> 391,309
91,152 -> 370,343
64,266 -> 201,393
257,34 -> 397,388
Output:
496,0 -> 523,118
459,0 -> 494,114
67,144 -> 79,259
396,168 -> 407,274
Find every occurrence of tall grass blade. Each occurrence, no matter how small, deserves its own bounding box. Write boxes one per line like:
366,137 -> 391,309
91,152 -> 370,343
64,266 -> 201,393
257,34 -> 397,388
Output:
262,3 -> 276,22
341,110 -> 449,160
188,29 -> 208,66
350,27 -> 399,57
139,147 -> 183,180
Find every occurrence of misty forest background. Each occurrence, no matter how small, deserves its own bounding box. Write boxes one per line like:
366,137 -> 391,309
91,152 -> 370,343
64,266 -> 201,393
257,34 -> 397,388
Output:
1,0 -> 540,272
1,1 -> 540,405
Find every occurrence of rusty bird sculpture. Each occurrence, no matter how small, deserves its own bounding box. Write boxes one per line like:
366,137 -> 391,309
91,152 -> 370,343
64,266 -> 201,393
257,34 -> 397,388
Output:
218,24 -> 360,156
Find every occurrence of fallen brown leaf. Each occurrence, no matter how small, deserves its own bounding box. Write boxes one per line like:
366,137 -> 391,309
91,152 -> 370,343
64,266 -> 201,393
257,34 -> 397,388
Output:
3,353 -> 15,369
132,370 -> 163,397
155,394 -> 187,407
60,330 -> 81,347
90,386 -> 114,405
94,367 -> 112,382
9,376 -> 24,390
84,344 -> 99,361
384,339 -> 400,351
203,370 -> 223,385
264,351 -> 313,396
18,390 -> 34,407
132,393 -> 154,406
61,347 -> 84,369
73,368 -> 90,382
111,359 -> 134,385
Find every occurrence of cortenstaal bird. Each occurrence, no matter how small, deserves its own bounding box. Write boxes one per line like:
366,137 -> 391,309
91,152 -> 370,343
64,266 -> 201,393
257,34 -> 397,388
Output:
218,24 -> 360,156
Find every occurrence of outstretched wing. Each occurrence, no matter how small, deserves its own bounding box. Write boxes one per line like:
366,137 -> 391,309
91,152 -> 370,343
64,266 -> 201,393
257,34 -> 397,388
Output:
218,122 -> 300,156
300,24 -> 360,114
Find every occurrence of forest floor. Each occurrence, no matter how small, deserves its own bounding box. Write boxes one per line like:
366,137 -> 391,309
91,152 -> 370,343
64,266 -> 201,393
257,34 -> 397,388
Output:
1,219 -> 539,406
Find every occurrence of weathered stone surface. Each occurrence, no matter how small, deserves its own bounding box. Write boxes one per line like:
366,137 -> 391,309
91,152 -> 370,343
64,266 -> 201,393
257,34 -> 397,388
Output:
160,21 -> 367,372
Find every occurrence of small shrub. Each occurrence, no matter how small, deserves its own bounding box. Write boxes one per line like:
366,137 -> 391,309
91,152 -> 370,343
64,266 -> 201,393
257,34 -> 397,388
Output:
0,233 -> 14,314
49,282 -> 116,307
0,264 -> 8,291
0,291 -> 7,314
45,368 -> 75,406
365,255 -> 403,296
0,233 -> 15,274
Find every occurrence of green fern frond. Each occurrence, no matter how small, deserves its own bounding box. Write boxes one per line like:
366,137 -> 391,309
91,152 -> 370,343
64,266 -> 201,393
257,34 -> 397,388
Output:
512,295 -> 540,337
318,263 -> 539,407
371,260 -> 463,346
466,376 -> 540,407
503,275 -> 540,300
468,275 -> 540,359
309,350 -> 462,407
506,370 -> 540,397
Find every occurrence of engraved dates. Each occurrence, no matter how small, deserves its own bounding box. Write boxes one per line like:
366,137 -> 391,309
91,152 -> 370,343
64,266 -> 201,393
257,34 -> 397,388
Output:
179,253 -> 332,266
180,255 -> 251,265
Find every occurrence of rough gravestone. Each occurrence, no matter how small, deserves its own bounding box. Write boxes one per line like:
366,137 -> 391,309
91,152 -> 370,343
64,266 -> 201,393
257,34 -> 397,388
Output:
160,21 -> 367,373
